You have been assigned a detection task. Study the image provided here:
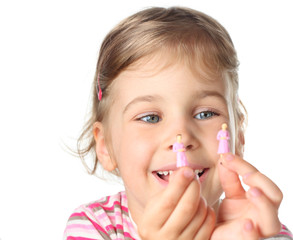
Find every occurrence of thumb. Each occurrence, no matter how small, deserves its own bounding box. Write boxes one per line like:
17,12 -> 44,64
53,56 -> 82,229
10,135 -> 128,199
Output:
218,155 -> 245,199
242,219 -> 259,240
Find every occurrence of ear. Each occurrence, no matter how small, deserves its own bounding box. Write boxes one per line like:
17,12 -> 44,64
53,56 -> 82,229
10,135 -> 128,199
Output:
93,122 -> 117,172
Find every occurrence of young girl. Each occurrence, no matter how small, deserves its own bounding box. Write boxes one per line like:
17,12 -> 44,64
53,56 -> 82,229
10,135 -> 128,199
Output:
63,7 -> 292,240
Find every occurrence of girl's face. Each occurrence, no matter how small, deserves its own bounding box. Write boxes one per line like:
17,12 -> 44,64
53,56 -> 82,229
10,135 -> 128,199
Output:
99,56 -> 233,223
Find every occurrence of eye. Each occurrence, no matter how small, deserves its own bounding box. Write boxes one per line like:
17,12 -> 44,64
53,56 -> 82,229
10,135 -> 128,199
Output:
139,114 -> 161,123
194,111 -> 219,120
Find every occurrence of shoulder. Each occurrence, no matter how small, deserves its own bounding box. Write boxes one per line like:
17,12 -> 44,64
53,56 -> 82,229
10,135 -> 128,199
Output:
84,190 -> 128,213
63,191 -> 138,240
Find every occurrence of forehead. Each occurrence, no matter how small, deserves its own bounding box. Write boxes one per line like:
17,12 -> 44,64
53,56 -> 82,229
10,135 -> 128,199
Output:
111,52 -> 227,100
123,49 -> 224,80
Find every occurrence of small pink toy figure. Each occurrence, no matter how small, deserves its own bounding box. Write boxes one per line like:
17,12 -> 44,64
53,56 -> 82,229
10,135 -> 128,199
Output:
173,134 -> 189,167
217,123 -> 230,157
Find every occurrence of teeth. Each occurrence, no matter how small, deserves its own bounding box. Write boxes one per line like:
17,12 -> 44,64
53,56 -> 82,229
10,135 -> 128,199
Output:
157,170 -> 174,176
194,169 -> 204,175
157,169 -> 204,176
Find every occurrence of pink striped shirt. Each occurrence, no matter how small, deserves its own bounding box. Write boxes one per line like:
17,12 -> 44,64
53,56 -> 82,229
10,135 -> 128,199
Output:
64,191 -> 292,240
63,191 -> 139,240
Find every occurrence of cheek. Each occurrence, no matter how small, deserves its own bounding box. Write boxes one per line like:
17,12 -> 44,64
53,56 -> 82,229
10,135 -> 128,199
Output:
112,125 -> 157,171
202,126 -> 221,152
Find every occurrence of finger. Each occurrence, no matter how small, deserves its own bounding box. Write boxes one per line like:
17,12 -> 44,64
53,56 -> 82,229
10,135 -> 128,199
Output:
218,159 -> 246,199
246,187 -> 282,237
164,177 -> 201,235
211,218 -> 259,240
142,167 -> 196,229
221,154 -> 282,206
192,207 -> 216,240
177,197 -> 207,239
221,153 -> 258,177
244,172 -> 283,208
217,198 -> 249,222
242,219 -> 259,240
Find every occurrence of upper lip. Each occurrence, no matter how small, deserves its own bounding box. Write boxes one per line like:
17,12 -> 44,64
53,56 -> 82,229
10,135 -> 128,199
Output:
152,163 -> 208,172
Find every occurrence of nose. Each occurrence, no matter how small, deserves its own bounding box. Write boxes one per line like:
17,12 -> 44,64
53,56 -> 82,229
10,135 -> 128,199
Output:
162,116 -> 200,153
168,137 -> 195,151
166,126 -> 199,152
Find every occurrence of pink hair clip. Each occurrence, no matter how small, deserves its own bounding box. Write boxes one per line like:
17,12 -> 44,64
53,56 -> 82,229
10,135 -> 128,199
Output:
97,74 -> 102,101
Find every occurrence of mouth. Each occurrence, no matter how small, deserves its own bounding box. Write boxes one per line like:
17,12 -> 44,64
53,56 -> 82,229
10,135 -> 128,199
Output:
152,168 -> 209,184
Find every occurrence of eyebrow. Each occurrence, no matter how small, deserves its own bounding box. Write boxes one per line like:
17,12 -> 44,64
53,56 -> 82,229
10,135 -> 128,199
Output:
123,91 -> 226,114
123,95 -> 163,114
196,90 -> 227,104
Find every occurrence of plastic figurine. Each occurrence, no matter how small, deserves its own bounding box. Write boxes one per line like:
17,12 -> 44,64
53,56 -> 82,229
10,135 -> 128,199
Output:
217,123 -> 230,157
173,134 -> 189,167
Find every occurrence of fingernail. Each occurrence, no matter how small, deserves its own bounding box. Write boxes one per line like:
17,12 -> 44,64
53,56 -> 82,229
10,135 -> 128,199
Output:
250,187 -> 261,197
244,220 -> 253,232
224,153 -> 234,161
183,168 -> 194,179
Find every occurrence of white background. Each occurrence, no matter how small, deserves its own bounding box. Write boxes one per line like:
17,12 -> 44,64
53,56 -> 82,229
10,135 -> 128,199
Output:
0,0 -> 292,239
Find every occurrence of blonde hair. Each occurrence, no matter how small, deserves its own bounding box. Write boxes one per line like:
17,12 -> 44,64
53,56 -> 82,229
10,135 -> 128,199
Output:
77,6 -> 247,175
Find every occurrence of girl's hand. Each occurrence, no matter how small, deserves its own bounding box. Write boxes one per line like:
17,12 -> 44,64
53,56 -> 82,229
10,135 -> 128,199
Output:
212,153 -> 282,240
137,167 -> 216,240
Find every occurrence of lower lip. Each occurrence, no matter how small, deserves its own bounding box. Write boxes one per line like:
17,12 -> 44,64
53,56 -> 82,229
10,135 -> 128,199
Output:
153,168 -> 209,186
199,168 -> 209,184
152,172 -> 169,187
